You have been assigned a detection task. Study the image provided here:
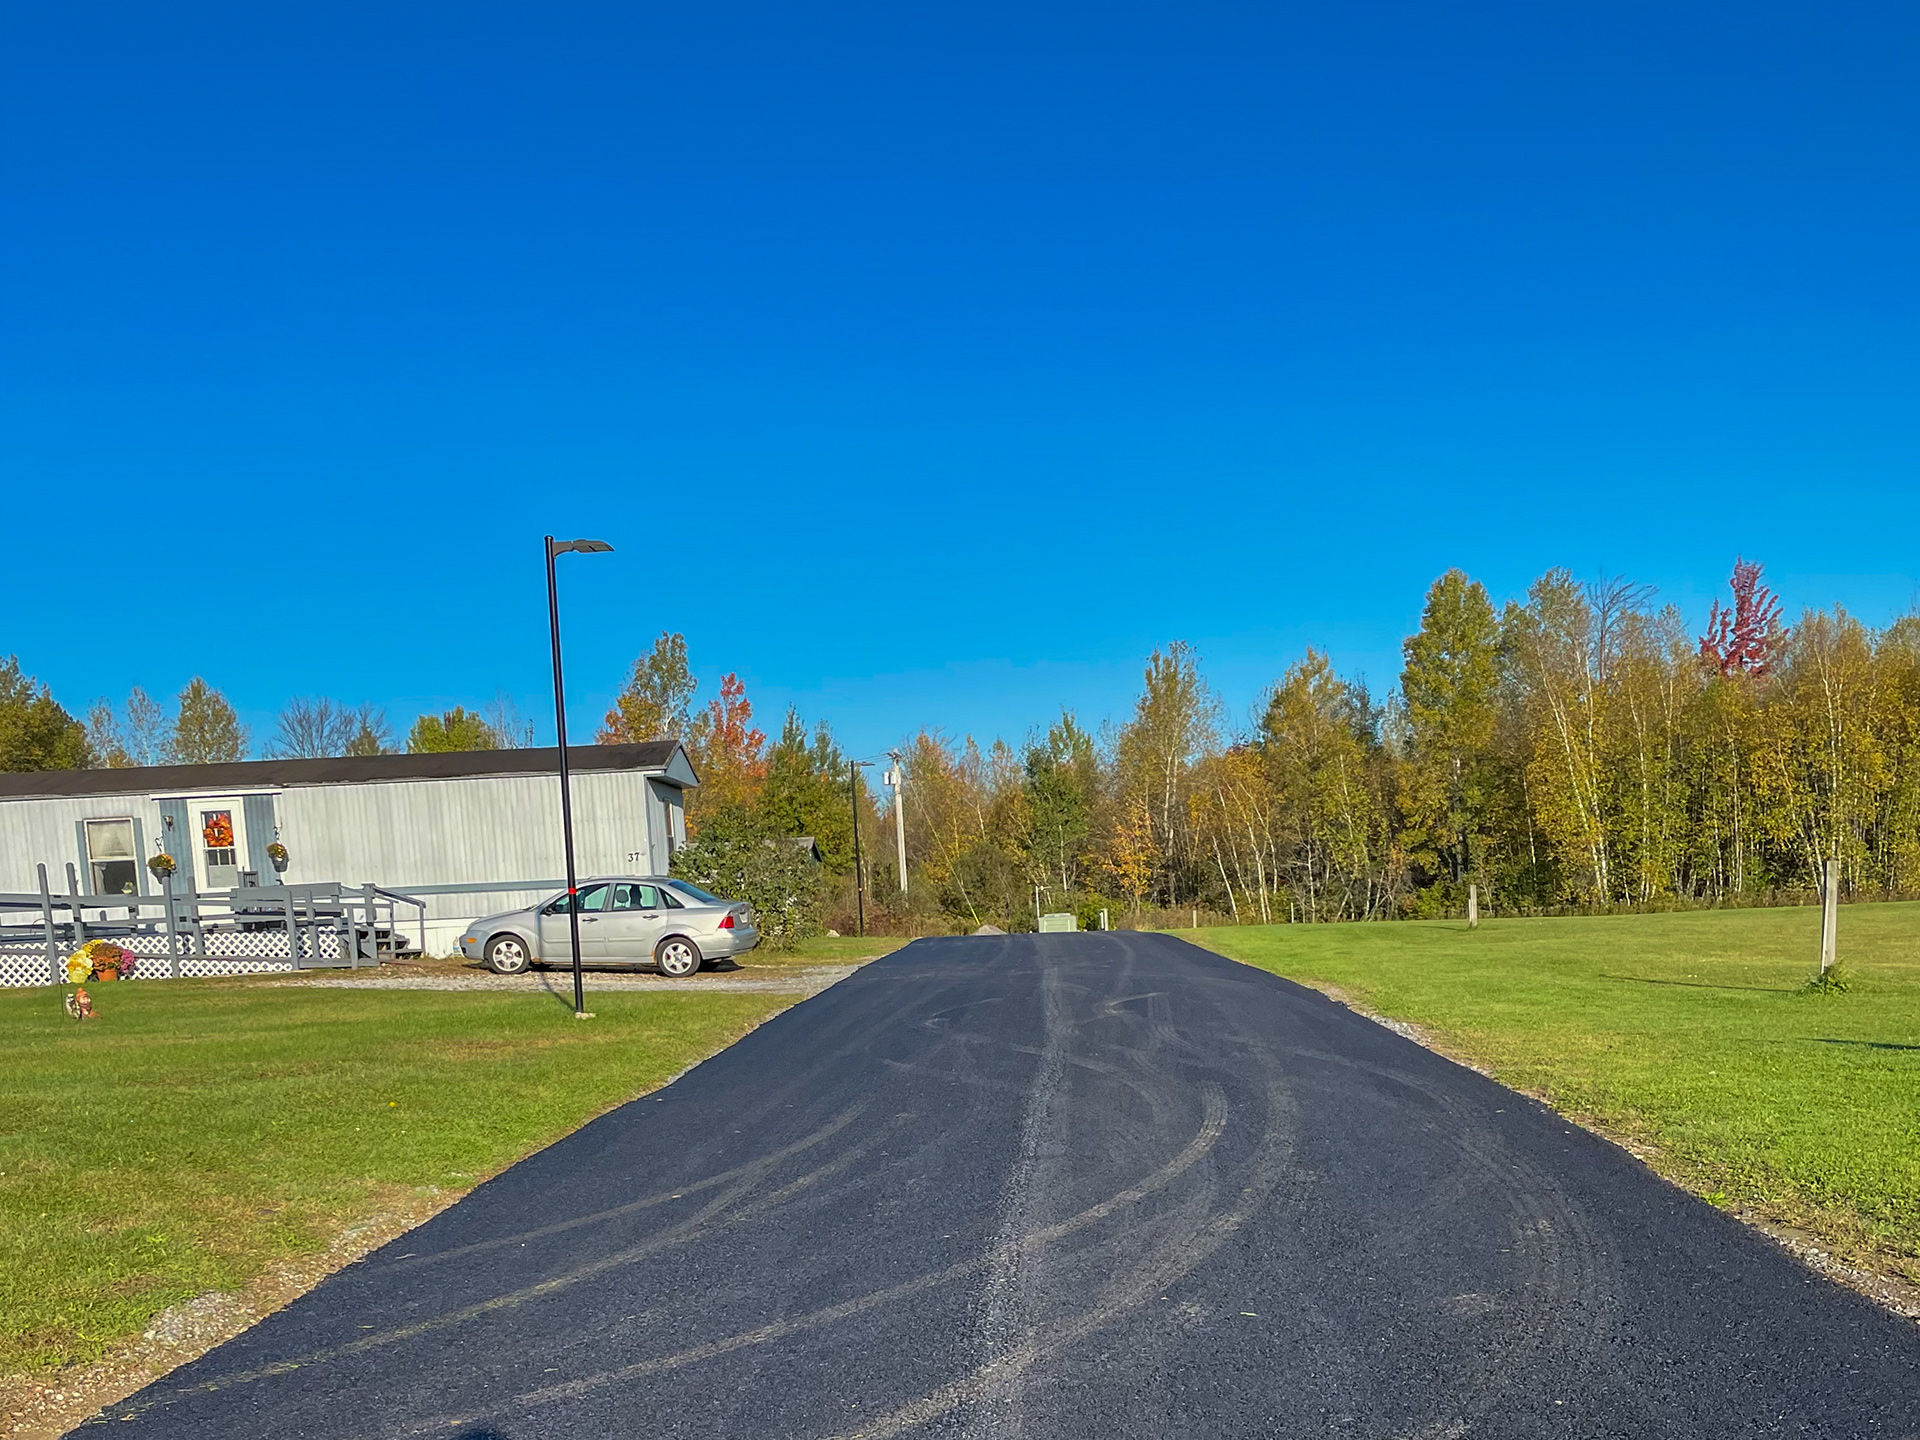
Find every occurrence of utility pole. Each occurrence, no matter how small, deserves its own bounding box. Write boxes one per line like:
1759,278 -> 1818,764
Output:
884,752 -> 908,894
850,760 -> 872,936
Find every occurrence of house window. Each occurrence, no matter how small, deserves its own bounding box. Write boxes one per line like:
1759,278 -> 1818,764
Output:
85,818 -> 139,896
199,807 -> 240,889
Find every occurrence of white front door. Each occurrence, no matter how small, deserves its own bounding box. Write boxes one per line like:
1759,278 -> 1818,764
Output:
192,800 -> 249,891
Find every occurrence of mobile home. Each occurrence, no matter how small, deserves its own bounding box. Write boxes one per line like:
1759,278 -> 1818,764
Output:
0,742 -> 697,954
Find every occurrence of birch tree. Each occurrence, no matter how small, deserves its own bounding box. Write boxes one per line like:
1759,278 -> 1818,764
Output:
1505,574 -> 1614,901
1115,642 -> 1220,905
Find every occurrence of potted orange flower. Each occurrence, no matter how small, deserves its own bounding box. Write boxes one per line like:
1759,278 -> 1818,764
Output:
65,940 -> 137,983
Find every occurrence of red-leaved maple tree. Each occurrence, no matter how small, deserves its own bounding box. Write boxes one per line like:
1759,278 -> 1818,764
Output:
1698,557 -> 1785,677
691,672 -> 768,814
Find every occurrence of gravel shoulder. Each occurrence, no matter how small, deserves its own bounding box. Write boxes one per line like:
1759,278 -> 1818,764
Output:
282,961 -> 859,997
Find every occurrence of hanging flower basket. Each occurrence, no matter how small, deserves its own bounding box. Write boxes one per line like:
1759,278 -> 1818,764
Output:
266,842 -> 290,873
147,852 -> 176,879
66,939 -> 138,984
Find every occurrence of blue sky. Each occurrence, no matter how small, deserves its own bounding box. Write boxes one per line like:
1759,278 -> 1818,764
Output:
5,3 -> 1917,758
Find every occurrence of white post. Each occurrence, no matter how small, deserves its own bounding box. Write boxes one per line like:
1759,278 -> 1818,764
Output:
1820,857 -> 1839,973
886,758 -> 908,894
1468,883 -> 1478,929
1100,908 -> 1109,931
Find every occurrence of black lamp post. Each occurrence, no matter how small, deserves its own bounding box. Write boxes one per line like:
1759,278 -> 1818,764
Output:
545,534 -> 613,1018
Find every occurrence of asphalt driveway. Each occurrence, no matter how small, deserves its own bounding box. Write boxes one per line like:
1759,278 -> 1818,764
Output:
88,933 -> 1920,1438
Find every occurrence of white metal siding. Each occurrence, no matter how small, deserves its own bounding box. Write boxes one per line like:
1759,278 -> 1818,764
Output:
0,795 -> 171,895
274,770 -> 658,889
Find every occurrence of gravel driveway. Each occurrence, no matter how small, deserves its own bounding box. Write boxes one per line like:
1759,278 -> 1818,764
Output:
283,962 -> 859,996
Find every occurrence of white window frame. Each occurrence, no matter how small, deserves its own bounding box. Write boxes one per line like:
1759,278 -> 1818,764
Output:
84,817 -> 139,897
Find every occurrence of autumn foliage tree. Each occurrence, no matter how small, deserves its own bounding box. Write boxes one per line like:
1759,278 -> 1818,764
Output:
687,672 -> 767,821
1258,650 -> 1398,920
600,632 -> 697,743
1105,797 -> 1159,914
1699,557 -> 1785,677
1113,642 -> 1219,906
1399,570 -> 1502,899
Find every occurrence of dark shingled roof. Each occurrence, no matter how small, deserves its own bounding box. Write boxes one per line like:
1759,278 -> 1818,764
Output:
0,742 -> 690,801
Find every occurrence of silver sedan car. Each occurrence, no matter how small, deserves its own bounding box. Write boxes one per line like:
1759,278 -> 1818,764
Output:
457,877 -> 758,978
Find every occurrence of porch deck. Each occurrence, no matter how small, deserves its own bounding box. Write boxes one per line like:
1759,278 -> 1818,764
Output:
0,866 -> 426,988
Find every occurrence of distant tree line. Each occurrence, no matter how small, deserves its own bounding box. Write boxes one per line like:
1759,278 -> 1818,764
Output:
0,667 -> 538,769
7,558 -> 1917,932
601,560 -> 1920,933
878,560 -> 1920,929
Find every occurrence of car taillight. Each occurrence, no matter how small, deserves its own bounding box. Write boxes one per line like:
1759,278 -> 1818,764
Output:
719,913 -> 735,929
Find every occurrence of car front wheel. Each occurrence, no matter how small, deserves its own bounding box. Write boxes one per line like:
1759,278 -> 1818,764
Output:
655,936 -> 702,978
486,935 -> 532,975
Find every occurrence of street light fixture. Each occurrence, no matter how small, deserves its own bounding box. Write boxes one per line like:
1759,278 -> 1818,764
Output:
545,535 -> 614,1018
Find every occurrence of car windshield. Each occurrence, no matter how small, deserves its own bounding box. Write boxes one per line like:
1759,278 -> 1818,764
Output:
665,880 -> 725,906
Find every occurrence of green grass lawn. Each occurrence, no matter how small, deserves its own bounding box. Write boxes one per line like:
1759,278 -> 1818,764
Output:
0,981 -> 795,1377
1191,903 -> 1920,1285
752,934 -> 908,966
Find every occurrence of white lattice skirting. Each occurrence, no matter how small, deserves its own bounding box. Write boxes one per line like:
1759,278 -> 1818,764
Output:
0,926 -> 362,988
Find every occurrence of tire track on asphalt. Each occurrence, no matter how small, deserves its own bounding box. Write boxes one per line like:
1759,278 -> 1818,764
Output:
119,1109 -> 913,1417
1279,1040 -> 1619,1438
120,957 -> 999,1423
381,1101 -> 869,1272
962,961 -> 1072,1440
398,1084 -> 1234,1437
824,1079 -> 1295,1440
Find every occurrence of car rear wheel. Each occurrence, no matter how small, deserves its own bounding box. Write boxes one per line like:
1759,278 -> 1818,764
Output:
485,935 -> 531,975
655,936 -> 702,978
